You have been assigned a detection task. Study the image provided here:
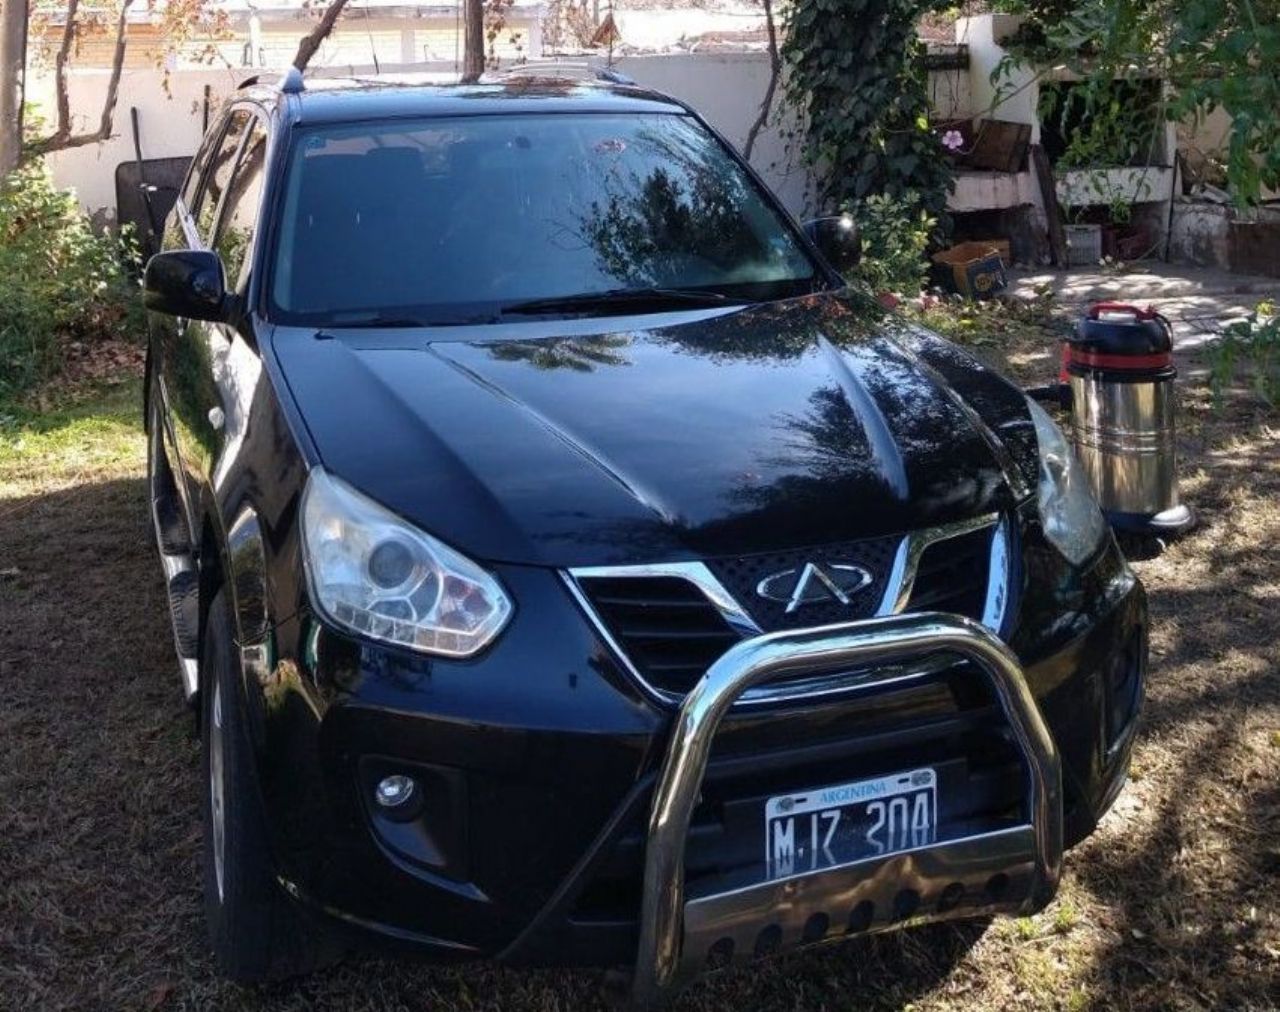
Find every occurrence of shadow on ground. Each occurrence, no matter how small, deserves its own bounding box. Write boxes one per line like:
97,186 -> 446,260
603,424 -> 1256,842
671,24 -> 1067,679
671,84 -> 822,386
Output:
1,389 -> 1277,1010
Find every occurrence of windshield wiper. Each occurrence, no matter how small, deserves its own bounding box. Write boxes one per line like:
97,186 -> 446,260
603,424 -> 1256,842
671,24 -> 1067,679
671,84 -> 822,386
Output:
501,287 -> 744,316
320,314 -> 432,329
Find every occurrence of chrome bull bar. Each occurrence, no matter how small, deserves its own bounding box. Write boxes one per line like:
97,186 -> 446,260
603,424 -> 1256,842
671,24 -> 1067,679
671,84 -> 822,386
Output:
630,613 -> 1063,1007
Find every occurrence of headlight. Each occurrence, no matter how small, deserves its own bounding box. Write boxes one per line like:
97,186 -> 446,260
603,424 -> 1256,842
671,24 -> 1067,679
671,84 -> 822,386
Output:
300,468 -> 512,657
1026,397 -> 1109,566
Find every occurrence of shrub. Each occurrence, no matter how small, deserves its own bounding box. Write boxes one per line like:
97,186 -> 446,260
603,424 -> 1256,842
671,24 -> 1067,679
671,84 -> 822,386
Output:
849,193 -> 935,296
1207,301 -> 1279,409
0,165 -> 140,399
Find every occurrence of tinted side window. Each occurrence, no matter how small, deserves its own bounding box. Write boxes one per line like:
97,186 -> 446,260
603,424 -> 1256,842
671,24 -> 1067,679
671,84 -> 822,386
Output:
194,110 -> 250,242
213,118 -> 268,290
179,124 -> 219,211
163,128 -> 221,252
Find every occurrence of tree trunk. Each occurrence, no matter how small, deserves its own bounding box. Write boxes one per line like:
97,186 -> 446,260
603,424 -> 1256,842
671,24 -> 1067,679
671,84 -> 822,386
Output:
461,0 -> 484,83
0,0 -> 27,174
292,0 -> 352,71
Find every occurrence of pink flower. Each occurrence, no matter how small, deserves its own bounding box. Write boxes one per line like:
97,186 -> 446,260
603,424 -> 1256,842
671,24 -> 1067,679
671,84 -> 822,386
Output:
941,129 -> 964,152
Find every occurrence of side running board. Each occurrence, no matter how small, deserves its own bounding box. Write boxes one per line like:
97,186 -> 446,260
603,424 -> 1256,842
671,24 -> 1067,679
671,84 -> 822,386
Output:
148,416 -> 200,701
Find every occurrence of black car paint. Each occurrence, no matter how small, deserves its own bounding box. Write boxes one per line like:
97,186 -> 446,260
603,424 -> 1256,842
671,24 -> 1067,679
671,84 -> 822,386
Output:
273,296 -> 1041,568
147,79 -> 1147,965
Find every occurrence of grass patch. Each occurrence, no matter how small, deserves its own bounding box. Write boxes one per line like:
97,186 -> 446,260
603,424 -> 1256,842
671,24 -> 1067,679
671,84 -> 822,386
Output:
1052,898 -> 1081,935
0,377 -> 143,495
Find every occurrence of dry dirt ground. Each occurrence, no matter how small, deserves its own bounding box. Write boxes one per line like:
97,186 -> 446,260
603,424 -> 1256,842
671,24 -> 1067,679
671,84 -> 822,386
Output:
1,338 -> 1278,1012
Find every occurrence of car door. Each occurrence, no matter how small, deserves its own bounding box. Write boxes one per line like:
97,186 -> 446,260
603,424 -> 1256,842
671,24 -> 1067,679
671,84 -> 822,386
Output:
150,112 -> 238,541
159,105 -> 268,533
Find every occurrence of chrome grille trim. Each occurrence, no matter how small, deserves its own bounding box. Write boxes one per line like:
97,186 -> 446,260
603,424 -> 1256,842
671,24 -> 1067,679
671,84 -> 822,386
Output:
877,512 -> 1001,617
564,513 -> 1012,708
567,560 -> 762,637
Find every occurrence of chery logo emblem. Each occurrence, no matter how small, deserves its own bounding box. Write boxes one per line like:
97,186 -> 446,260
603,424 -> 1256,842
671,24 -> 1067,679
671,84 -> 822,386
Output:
755,562 -> 873,614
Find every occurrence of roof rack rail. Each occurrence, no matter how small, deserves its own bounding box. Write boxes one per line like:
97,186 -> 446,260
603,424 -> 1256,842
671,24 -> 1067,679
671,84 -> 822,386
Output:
499,60 -> 636,87
236,66 -> 305,94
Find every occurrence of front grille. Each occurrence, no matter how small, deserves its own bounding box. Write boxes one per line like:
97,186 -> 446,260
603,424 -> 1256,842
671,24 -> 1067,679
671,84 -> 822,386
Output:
707,536 -> 900,631
573,575 -> 740,696
572,517 -> 1008,702
910,526 -> 994,621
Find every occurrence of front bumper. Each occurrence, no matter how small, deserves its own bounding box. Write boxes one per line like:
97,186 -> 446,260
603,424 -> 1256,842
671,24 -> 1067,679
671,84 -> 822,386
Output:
257,546 -> 1146,975
626,614 -> 1061,1005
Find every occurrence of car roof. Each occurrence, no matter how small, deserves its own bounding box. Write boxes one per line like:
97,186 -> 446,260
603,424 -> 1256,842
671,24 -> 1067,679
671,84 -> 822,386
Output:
250,76 -> 690,126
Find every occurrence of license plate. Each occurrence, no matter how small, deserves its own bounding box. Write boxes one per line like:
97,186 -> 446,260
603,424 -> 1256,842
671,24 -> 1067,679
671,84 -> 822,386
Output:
764,768 -> 937,879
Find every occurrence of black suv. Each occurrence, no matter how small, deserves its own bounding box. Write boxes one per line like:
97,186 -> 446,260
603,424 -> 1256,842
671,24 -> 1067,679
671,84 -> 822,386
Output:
143,71 -> 1147,1002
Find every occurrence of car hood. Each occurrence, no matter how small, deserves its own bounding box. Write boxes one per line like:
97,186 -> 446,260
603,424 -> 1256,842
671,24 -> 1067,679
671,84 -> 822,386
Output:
272,293 -> 1040,568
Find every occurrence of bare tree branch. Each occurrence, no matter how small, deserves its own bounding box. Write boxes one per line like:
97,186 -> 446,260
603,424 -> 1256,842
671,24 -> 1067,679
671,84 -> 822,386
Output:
743,0 -> 781,164
96,0 -> 130,137
292,0 -> 353,71
29,0 -> 135,156
50,0 -> 82,147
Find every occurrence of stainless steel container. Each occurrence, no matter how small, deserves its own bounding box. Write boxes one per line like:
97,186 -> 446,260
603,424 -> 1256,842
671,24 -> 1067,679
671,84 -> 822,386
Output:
1065,303 -> 1195,535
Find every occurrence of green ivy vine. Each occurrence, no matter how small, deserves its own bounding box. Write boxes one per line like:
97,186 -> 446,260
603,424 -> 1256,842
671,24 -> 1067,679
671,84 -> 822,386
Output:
782,0 -> 954,233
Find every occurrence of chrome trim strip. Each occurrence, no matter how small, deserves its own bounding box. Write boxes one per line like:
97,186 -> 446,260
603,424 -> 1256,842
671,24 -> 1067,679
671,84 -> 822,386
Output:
149,413 -> 200,701
875,512 -> 1000,617
630,614 -> 1063,1006
568,560 -> 762,637
559,572 -> 664,705
565,514 -> 1008,708
680,826 -> 1037,977
151,512 -> 200,701
982,515 -> 1012,632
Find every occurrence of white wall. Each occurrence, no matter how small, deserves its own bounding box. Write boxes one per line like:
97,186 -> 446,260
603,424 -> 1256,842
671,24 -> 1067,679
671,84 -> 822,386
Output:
611,10 -> 766,51
31,62 -> 454,218
955,14 -> 1036,140
615,52 -> 815,215
33,67 -> 248,218
34,52 -> 973,222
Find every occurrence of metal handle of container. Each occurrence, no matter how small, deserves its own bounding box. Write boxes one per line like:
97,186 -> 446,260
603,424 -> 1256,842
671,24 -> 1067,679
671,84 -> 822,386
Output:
1088,302 -> 1154,320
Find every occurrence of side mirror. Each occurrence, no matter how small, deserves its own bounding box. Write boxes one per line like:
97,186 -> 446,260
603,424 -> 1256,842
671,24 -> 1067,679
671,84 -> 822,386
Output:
144,249 -> 228,322
804,215 -> 862,275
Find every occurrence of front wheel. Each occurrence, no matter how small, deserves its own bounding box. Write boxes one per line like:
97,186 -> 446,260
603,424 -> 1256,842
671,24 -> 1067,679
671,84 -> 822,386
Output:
201,587 -> 339,981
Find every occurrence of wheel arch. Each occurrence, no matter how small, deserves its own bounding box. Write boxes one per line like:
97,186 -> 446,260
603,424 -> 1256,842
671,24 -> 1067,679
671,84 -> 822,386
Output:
195,514 -> 226,723
196,499 -> 273,721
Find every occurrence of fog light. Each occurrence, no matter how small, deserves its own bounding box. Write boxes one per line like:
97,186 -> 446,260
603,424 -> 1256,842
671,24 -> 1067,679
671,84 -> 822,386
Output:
375,774 -> 417,810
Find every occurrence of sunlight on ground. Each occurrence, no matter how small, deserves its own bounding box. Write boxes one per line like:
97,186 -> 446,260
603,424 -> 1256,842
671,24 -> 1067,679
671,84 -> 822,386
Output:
0,378 -> 144,498
1,355 -> 1277,1011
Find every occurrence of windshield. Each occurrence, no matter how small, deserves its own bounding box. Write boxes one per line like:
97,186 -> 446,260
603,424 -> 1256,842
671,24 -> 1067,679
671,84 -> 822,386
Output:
269,112 -> 820,326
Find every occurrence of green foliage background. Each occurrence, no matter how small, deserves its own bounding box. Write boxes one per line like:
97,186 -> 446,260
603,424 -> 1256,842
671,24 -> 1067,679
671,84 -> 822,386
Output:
850,193 -> 936,295
0,166 -> 140,399
782,0 -> 954,230
998,0 -> 1280,204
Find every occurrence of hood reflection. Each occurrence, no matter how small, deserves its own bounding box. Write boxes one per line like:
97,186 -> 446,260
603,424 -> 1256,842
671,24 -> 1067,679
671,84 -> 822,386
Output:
277,293 -> 1035,566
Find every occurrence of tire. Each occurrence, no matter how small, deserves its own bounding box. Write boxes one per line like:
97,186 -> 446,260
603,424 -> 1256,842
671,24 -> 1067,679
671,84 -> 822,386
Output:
201,587 -> 340,982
